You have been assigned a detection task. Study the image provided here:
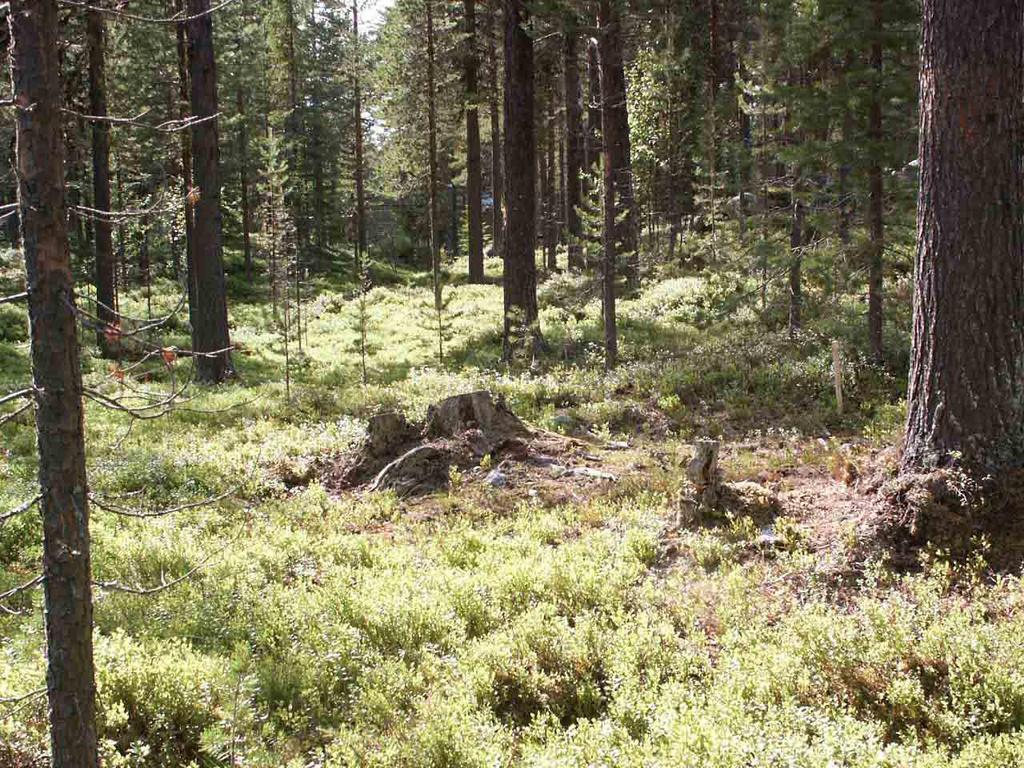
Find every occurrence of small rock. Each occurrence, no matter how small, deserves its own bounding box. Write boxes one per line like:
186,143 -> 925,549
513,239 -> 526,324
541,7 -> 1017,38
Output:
605,441 -> 630,451
757,525 -> 782,547
568,467 -> 617,481
548,464 -> 568,478
485,470 -> 508,488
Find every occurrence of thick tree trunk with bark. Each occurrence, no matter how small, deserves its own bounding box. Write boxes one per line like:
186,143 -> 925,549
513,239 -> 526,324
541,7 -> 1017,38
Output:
867,0 -> 885,360
464,0 -> 485,282
597,0 -> 638,291
903,0 -> 1024,472
186,0 -> 234,382
562,20 -> 584,271
86,7 -> 117,357
10,2 -> 99,765
502,0 -> 539,359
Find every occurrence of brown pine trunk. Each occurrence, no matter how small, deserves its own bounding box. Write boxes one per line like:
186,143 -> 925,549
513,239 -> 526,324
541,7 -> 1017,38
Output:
175,0 -> 196,325
562,19 -> 584,271
597,0 -> 638,291
11,2 -> 99,765
502,0 -> 539,359
464,0 -> 485,282
600,105 -> 618,370
903,0 -> 1024,472
867,0 -> 885,361
541,68 -> 557,272
487,2 -> 503,261
86,7 -> 117,357
186,0 -> 234,382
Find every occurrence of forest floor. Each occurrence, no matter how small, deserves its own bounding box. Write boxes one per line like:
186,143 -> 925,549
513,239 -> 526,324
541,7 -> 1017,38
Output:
2,251 -> 1024,767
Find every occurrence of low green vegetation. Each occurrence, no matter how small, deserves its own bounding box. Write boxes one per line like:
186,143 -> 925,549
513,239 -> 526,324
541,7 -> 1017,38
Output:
3,247 -> 1021,767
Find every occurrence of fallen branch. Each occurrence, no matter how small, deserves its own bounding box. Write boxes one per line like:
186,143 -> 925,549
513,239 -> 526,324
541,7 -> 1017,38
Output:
91,484 -> 238,519
93,532 -> 238,596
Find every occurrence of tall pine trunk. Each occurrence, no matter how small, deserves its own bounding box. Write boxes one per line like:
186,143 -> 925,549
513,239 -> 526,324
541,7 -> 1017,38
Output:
86,7 -> 117,357
174,0 -> 196,326
867,0 -> 885,361
599,84 -> 618,370
11,1 -> 99,764
502,0 -> 539,359
487,3 -> 503,261
597,0 -> 638,291
903,0 -> 1024,472
464,0 -> 485,282
584,41 -> 602,177
186,0 -> 234,382
562,19 -> 584,271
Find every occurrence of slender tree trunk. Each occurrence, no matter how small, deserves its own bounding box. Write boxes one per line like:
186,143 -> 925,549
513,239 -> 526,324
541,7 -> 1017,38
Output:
175,0 -> 196,325
600,106 -> 618,370
487,2 -> 504,261
502,0 -> 539,359
903,0 -> 1024,472
584,41 -> 602,176
541,68 -> 557,272
186,0 -> 234,382
788,168 -> 803,337
597,0 -> 638,291
547,99 -> 557,270
464,0 -> 485,282
563,19 -> 583,270
10,2 -> 99,765
86,7 -> 117,357
353,1 -> 367,274
237,85 -> 253,283
425,0 -> 443,347
867,0 -> 885,361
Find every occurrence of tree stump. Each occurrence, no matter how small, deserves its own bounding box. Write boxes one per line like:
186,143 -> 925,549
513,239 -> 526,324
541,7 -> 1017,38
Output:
369,445 -> 454,496
425,391 -> 530,453
687,439 -> 722,509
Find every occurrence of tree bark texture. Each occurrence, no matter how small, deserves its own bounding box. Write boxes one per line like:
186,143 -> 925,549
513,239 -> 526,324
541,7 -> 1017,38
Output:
10,2 -> 100,765
903,0 -> 1024,471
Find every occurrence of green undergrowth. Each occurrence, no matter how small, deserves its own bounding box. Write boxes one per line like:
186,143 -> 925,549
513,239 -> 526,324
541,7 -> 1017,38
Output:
5,252 -> 1014,767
